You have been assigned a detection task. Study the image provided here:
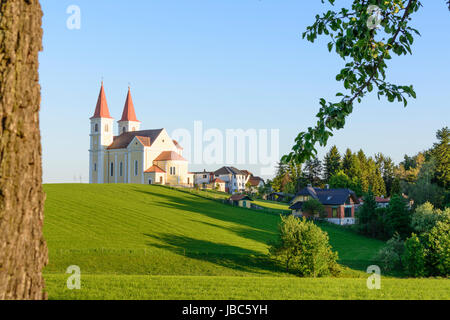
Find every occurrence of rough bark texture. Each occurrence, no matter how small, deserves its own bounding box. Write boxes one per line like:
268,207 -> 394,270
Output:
0,0 -> 47,300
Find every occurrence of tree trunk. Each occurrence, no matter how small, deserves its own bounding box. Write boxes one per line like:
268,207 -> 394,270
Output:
0,0 -> 47,300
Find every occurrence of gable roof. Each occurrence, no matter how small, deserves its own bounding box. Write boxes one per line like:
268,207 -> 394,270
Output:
120,87 -> 140,122
144,165 -> 165,173
91,82 -> 112,119
214,166 -> 244,176
248,176 -> 264,187
154,151 -> 187,161
107,129 -> 163,150
229,194 -> 252,201
294,187 -> 359,205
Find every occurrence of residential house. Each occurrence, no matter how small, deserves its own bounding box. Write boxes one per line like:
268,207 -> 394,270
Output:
289,186 -> 360,225
246,176 -> 265,194
193,170 -> 214,188
211,178 -> 226,192
213,166 -> 247,194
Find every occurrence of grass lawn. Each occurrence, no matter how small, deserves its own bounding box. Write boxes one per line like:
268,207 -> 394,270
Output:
42,184 -> 450,300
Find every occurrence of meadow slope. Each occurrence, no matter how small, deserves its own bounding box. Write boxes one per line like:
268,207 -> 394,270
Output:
42,184 -> 450,300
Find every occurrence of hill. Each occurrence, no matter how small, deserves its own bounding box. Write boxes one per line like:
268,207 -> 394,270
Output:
42,184 -> 450,299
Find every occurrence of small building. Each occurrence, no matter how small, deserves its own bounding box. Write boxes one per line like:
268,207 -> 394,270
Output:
266,192 -> 294,202
211,178 -> 226,192
193,170 -> 214,188
289,186 -> 359,225
228,194 -> 253,208
214,166 -> 247,194
246,176 -> 265,194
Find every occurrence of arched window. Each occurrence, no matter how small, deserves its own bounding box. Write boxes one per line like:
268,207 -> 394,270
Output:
122,127 -> 126,134
110,162 -> 114,177
105,124 -> 109,132
134,160 -> 138,176
94,123 -> 98,132
94,163 -> 97,172
119,162 -> 123,177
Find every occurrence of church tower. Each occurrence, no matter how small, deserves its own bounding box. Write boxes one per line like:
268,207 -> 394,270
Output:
118,87 -> 141,134
89,82 -> 114,183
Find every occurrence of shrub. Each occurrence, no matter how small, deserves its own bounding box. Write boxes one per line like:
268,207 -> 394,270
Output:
269,215 -> 340,277
423,221 -> 450,277
302,199 -> 327,220
402,234 -> 425,277
376,233 -> 404,272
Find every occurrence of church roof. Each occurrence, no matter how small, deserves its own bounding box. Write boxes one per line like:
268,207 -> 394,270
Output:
91,82 -> 113,119
107,129 -> 163,150
154,151 -> 187,161
145,165 -> 165,173
119,87 -> 140,122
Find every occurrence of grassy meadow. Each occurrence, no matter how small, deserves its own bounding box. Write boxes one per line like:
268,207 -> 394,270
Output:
42,184 -> 450,300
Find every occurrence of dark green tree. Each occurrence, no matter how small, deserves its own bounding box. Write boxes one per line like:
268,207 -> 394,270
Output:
324,145 -> 341,181
385,194 -> 412,239
402,233 -> 426,277
303,157 -> 323,186
432,127 -> 449,188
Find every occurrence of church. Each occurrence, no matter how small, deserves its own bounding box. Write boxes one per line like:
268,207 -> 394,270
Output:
89,82 -> 193,186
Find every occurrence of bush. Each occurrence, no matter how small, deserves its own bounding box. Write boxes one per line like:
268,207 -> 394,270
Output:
269,215 -> 340,277
376,233 -> 404,272
302,199 -> 327,220
402,234 -> 425,277
423,221 -> 450,276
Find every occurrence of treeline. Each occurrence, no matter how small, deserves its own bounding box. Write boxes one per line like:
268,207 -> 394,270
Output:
269,127 -> 449,209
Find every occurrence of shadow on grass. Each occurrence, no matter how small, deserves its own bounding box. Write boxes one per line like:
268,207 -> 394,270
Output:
143,233 -> 286,275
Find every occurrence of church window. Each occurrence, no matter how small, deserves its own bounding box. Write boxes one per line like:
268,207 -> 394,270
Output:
105,124 -> 109,132
94,163 -> 97,172
119,162 -> 123,176
134,160 -> 138,176
123,127 -> 126,134
94,124 -> 98,132
110,162 -> 114,177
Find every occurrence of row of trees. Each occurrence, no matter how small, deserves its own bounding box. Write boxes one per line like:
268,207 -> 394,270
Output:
269,127 -> 449,209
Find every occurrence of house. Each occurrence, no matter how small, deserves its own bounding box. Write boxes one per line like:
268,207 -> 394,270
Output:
193,170 -> 214,188
213,166 -> 247,194
357,196 -> 390,209
89,83 -> 193,186
289,186 -> 360,225
246,176 -> 265,194
228,194 -> 253,208
211,178 -> 226,192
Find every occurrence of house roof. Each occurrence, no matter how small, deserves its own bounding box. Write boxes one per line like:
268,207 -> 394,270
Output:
154,151 -> 187,161
289,202 -> 303,210
212,178 -> 225,183
91,82 -> 113,119
248,176 -> 264,187
107,129 -> 163,150
119,87 -> 140,122
294,187 -> 359,205
173,140 -> 183,150
229,194 -> 252,201
144,165 -> 165,173
214,166 -> 244,176
241,170 -> 253,177
375,197 -> 390,203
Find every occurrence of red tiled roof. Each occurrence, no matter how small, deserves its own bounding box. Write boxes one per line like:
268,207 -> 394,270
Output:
248,176 -> 264,187
173,139 -> 183,150
212,178 -> 225,183
107,129 -> 163,150
120,87 -> 140,122
145,165 -> 165,173
154,151 -> 187,161
375,197 -> 390,203
91,82 -> 113,119
135,136 -> 151,147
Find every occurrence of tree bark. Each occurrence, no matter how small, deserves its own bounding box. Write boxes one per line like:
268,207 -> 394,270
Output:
0,0 -> 47,300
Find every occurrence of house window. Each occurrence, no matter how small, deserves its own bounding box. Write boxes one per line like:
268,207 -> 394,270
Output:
110,162 -> 114,177
332,207 -> 338,218
134,160 -> 138,176
119,162 -> 123,177
345,207 -> 352,218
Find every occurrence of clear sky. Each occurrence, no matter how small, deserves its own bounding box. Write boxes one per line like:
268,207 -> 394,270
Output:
39,0 -> 450,183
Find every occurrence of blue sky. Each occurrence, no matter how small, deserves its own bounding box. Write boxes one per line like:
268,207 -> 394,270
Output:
40,0 -> 450,183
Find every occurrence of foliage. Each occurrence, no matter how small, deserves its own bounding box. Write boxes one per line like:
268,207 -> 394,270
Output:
284,0 -> 422,163
269,215 -> 340,277
411,202 -> 441,234
376,233 -> 405,272
402,234 -> 425,277
303,157 -> 323,187
385,194 -> 411,239
302,199 -> 327,219
324,145 -> 342,180
432,127 -> 450,188
423,221 -> 450,276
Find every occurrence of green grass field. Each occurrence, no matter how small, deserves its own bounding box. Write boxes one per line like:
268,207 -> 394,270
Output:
42,184 -> 450,300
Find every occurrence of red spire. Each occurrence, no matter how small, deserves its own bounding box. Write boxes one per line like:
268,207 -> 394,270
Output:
120,87 -> 139,122
91,82 -> 112,119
